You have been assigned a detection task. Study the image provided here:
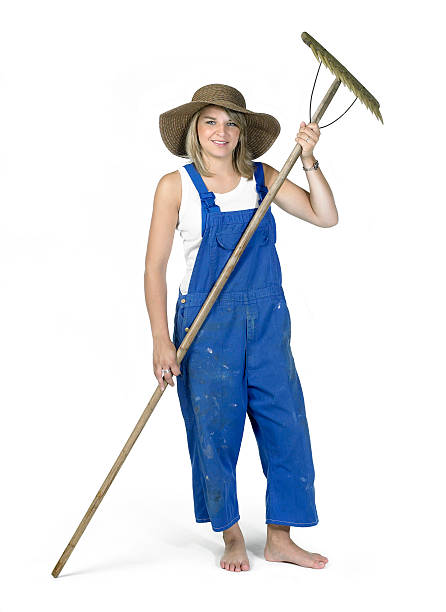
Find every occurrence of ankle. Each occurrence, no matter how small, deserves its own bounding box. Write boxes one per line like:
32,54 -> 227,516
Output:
223,522 -> 243,543
266,524 -> 291,541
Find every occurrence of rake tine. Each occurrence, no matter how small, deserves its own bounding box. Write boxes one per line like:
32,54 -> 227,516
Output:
301,32 -> 383,124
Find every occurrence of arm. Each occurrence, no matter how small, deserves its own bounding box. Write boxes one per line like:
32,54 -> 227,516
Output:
262,121 -> 338,228
144,170 -> 182,389
263,160 -> 338,228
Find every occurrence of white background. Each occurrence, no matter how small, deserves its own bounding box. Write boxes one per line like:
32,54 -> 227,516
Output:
1,1 -> 444,610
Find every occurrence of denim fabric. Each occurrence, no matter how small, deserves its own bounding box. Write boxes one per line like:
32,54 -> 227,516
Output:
173,161 -> 318,531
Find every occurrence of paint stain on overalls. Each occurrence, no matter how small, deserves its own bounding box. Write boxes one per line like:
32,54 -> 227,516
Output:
173,161 -> 318,532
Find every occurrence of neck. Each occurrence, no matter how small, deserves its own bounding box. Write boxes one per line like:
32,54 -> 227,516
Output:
201,153 -> 238,177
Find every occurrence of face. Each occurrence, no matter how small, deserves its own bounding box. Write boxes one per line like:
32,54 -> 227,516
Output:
196,105 -> 241,161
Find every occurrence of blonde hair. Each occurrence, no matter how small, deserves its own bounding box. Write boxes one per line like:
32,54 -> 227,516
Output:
184,106 -> 255,179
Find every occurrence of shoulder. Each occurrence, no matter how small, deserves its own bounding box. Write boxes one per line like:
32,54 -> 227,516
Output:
157,169 -> 182,194
155,169 -> 182,213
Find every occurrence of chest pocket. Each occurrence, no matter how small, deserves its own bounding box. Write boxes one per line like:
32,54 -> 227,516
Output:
216,225 -> 269,251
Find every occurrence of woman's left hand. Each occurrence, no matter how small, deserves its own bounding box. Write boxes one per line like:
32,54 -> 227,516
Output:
295,121 -> 320,158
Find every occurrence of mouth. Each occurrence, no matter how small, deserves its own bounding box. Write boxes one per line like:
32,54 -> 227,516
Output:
211,140 -> 229,147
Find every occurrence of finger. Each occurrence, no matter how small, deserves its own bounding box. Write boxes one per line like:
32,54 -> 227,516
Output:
296,131 -> 314,142
301,127 -> 317,141
307,122 -> 320,135
297,133 -> 314,145
163,369 -> 175,387
165,363 -> 180,381
170,362 -> 182,377
155,367 -> 166,390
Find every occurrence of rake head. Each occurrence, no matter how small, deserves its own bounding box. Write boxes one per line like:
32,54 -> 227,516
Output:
301,32 -> 383,124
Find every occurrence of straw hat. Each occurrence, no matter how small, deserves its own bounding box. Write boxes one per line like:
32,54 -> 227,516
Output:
159,83 -> 280,159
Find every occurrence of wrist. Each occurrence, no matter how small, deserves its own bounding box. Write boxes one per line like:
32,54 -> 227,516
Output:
302,154 -> 316,167
152,331 -> 171,343
302,156 -> 320,173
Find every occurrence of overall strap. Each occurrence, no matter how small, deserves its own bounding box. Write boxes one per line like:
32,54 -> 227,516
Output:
183,163 -> 220,237
253,161 -> 269,205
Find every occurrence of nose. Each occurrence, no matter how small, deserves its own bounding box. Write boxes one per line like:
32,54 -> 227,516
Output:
214,124 -> 228,138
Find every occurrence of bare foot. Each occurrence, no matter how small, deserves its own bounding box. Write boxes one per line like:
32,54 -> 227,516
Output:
264,524 -> 328,569
220,522 -> 250,571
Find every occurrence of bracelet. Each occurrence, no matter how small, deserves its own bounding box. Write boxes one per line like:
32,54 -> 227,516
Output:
302,159 -> 320,172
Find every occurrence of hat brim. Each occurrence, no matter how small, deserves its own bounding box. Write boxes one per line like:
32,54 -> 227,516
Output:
159,99 -> 280,159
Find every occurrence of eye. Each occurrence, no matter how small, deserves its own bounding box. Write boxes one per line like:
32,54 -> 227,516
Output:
205,120 -> 238,127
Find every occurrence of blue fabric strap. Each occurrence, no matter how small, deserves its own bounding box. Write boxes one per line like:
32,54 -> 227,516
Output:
253,161 -> 268,205
184,163 -> 220,236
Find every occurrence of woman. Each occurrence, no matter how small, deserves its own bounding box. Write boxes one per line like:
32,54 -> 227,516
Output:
144,84 -> 337,572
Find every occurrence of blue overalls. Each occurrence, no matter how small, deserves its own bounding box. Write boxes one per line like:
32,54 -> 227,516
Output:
173,161 -> 318,532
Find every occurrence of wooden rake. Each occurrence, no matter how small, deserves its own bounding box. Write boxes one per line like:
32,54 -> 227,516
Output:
52,31 -> 383,577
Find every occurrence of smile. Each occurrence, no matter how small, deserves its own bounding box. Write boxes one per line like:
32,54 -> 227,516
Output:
212,140 -> 228,146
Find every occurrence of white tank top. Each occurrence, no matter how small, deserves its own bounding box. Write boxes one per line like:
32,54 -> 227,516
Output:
176,165 -> 261,295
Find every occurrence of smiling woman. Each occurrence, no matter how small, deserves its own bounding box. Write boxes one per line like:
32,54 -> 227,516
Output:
146,83 -> 334,572
184,104 -> 252,178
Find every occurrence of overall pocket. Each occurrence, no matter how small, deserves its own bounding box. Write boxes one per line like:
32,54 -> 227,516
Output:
174,301 -> 187,345
216,226 -> 269,251
176,302 -> 204,345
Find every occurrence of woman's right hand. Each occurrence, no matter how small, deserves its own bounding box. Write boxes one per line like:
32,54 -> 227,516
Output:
153,337 -> 182,390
